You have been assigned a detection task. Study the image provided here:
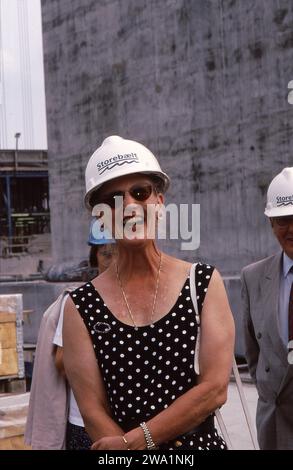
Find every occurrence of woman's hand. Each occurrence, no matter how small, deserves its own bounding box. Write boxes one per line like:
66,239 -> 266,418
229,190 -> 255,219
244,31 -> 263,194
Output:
91,435 -> 128,450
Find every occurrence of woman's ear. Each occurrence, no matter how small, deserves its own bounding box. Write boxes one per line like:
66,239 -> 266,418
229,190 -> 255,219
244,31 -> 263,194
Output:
157,192 -> 164,205
156,201 -> 165,221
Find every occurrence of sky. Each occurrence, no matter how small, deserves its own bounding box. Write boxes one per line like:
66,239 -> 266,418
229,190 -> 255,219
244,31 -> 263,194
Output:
0,0 -> 47,150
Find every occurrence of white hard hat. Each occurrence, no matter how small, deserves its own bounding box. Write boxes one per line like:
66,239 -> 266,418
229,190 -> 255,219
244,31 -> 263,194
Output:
264,167 -> 293,217
84,135 -> 170,209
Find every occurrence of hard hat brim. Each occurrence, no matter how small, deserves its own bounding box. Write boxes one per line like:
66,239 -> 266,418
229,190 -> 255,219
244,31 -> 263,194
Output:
88,238 -> 116,245
84,170 -> 170,210
264,206 -> 293,217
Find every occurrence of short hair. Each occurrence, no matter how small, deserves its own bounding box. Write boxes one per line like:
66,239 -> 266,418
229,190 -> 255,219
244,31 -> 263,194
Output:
149,175 -> 165,194
89,245 -> 99,268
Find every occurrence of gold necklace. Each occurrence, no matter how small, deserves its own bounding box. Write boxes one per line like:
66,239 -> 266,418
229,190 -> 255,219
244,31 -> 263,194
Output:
115,252 -> 162,330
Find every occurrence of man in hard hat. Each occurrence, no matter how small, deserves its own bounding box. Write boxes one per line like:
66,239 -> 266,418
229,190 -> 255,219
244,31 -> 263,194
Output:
241,167 -> 293,450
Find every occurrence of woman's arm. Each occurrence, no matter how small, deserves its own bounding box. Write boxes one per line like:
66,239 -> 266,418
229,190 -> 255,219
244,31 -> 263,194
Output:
54,346 -> 66,377
63,296 -> 125,442
119,268 -> 235,449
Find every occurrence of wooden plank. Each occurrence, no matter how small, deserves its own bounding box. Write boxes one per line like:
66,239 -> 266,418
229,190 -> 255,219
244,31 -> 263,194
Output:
0,436 -> 31,450
0,295 -> 23,380
0,313 -> 16,324
0,422 -> 24,440
0,348 -> 18,377
0,323 -> 17,349
0,392 -> 29,449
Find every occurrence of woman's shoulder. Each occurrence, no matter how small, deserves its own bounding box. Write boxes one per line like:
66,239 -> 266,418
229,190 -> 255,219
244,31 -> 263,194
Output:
165,254 -> 192,270
69,281 -> 94,298
168,255 -> 215,274
195,261 -> 215,273
65,280 -> 101,313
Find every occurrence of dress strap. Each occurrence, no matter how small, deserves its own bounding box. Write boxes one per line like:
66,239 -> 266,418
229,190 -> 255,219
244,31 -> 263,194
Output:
189,263 -> 200,375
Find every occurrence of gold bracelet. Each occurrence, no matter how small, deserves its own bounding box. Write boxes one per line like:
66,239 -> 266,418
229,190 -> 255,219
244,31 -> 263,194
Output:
122,435 -> 130,450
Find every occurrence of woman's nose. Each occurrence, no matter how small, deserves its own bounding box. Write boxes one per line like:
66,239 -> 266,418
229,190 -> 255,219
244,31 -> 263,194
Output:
123,190 -> 136,206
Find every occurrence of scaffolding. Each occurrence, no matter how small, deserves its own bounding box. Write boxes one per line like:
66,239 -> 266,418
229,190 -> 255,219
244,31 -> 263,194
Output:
0,150 -> 50,257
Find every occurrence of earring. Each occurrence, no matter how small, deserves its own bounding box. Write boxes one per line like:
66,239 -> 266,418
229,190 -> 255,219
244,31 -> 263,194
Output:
156,204 -> 165,220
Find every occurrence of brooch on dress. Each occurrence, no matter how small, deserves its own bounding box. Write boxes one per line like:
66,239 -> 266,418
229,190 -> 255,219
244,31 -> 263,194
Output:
93,322 -> 111,334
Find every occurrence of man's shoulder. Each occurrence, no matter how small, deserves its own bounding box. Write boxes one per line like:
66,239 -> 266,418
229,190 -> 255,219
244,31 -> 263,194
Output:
241,252 -> 282,279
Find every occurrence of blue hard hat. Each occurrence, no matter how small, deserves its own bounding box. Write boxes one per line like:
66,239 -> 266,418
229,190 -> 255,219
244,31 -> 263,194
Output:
88,219 -> 115,245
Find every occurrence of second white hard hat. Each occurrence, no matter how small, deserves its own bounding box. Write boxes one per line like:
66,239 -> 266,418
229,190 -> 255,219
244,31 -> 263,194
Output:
264,167 -> 293,217
84,135 -> 170,209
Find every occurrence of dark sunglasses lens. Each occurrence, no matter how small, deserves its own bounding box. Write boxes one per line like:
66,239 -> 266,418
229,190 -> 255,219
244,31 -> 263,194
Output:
131,185 -> 152,201
98,186 -> 152,207
275,216 -> 293,227
103,192 -> 124,208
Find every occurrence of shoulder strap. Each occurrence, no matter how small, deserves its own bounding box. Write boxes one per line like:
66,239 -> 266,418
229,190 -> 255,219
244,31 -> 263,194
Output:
189,262 -> 199,322
190,263 -> 200,375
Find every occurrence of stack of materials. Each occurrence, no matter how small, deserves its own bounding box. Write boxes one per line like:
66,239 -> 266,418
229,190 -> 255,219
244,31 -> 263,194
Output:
0,294 -> 25,381
0,393 -> 30,449
0,294 -> 29,449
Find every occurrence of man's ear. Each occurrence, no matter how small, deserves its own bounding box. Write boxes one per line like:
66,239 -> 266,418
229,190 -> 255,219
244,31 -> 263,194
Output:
269,217 -> 274,228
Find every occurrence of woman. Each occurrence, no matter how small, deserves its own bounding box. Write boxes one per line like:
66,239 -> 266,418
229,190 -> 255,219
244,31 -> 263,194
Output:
88,219 -> 116,274
25,218 -> 116,450
63,135 -> 235,450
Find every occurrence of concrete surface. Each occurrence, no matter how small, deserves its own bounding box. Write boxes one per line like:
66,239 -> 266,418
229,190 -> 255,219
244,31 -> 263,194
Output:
219,382 -> 258,450
41,0 -> 293,274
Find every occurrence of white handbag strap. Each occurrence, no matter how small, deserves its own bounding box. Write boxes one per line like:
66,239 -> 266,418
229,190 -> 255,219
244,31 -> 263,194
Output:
190,262 -> 259,450
214,409 -> 233,450
190,263 -> 200,375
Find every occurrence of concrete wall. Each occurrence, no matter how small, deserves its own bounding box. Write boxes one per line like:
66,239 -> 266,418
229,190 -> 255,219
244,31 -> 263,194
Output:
41,0 -> 293,274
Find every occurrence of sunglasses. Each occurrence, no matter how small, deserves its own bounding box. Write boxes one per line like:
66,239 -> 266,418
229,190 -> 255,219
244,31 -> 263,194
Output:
93,184 -> 154,209
273,216 -> 293,227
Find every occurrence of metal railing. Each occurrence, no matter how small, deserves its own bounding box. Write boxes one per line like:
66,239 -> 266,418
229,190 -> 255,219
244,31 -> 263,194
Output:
0,236 -> 30,257
0,150 -> 48,171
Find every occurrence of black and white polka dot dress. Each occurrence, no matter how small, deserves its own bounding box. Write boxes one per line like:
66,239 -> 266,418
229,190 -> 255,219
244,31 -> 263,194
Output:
70,262 -> 227,450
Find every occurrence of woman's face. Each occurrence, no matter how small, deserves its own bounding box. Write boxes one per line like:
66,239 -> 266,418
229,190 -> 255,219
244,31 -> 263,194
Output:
96,244 -> 116,273
93,173 -> 164,244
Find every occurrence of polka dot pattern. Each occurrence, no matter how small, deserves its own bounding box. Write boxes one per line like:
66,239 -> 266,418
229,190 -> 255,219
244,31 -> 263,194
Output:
70,263 -> 226,450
